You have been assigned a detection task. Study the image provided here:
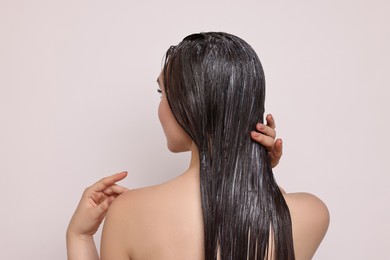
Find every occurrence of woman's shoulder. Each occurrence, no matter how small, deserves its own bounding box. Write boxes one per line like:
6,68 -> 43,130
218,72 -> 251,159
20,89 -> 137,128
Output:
110,173 -> 199,213
107,178 -> 177,220
102,174 -> 203,259
105,172 -> 201,226
283,191 -> 330,260
284,192 -> 330,229
100,179 -> 178,258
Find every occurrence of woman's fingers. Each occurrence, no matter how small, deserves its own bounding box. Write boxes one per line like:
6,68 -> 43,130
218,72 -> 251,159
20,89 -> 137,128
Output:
251,130 -> 275,149
90,171 -> 128,192
250,114 -> 276,149
251,114 -> 283,168
266,114 -> 276,129
83,172 -> 128,206
269,138 -> 283,168
92,173 -> 128,203
103,184 -> 129,196
95,196 -> 116,218
255,123 -> 276,138
273,138 -> 283,155
90,191 -> 108,204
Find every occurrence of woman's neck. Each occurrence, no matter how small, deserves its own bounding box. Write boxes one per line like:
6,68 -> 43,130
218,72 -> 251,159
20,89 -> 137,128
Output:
183,142 -> 200,179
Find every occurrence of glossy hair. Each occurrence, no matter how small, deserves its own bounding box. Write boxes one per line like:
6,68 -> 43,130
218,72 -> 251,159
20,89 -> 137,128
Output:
163,32 -> 294,260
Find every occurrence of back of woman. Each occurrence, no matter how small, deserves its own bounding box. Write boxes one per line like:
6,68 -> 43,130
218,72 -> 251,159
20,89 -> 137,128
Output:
100,32 -> 329,260
101,171 -> 329,259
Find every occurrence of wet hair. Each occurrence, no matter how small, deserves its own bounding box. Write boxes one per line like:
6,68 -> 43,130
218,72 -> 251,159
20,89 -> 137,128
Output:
163,32 -> 295,260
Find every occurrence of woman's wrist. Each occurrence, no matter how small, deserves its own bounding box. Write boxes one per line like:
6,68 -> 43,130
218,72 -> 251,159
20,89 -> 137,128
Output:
66,229 -> 94,241
66,230 -> 99,260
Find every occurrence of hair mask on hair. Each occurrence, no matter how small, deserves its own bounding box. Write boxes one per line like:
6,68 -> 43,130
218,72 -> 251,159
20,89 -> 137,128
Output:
163,32 -> 295,260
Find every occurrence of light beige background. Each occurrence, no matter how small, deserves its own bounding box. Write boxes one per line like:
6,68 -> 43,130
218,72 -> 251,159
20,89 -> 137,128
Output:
1,0 -> 389,259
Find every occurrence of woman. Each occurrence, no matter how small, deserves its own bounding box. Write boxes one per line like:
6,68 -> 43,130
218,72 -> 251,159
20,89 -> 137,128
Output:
67,32 -> 329,259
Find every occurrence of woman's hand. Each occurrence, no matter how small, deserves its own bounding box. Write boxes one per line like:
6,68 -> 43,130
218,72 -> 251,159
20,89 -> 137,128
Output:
251,114 -> 283,168
67,171 -> 129,238
67,171 -> 129,260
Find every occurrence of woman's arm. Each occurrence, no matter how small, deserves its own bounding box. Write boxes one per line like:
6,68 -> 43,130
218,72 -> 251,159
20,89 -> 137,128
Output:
66,172 -> 129,260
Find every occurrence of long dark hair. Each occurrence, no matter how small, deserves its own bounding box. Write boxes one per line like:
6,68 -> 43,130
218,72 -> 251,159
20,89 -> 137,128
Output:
163,32 -> 294,260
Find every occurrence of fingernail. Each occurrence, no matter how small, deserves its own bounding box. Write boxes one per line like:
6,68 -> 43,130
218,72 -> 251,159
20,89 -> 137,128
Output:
257,123 -> 264,130
251,131 -> 259,137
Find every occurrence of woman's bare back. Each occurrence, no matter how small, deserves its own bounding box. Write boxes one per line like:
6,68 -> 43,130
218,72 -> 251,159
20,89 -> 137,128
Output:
100,169 -> 329,260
